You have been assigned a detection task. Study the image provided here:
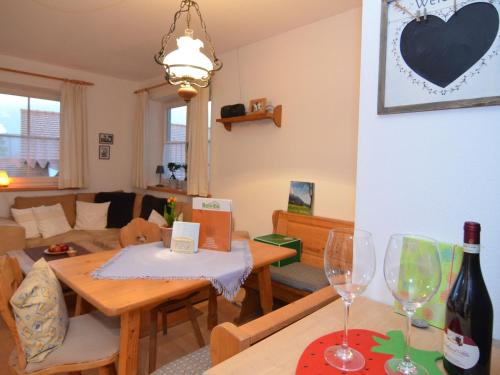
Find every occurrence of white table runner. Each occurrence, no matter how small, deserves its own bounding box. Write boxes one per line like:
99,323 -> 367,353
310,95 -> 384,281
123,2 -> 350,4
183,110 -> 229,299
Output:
91,240 -> 253,300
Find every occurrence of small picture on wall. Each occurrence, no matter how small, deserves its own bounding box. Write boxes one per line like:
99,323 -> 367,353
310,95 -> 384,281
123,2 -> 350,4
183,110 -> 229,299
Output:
99,133 -> 114,144
99,145 -> 110,160
249,98 -> 267,113
288,181 -> 314,216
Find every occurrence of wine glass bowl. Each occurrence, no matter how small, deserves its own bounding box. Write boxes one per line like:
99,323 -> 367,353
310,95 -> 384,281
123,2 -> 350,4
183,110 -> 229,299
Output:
383,234 -> 442,375
323,229 -> 376,371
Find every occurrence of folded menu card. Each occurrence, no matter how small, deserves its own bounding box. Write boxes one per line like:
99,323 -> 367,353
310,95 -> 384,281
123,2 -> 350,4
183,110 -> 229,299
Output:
171,221 -> 200,254
192,198 -> 232,252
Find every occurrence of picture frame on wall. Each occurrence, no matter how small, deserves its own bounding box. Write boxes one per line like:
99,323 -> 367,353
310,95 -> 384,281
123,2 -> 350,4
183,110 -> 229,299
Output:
249,98 -> 267,113
99,133 -> 114,144
287,181 -> 314,216
99,145 -> 110,160
378,0 -> 500,114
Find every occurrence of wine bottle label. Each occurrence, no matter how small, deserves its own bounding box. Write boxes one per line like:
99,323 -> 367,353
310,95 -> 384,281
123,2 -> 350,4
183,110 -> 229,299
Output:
443,328 -> 480,369
463,243 -> 480,254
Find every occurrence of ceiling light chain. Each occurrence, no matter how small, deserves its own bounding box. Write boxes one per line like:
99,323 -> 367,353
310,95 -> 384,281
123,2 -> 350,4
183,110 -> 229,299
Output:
154,0 -> 222,102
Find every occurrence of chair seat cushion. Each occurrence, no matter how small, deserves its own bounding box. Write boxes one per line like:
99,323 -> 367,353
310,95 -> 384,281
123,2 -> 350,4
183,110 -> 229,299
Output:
25,311 -> 120,372
152,346 -> 210,375
270,263 -> 329,292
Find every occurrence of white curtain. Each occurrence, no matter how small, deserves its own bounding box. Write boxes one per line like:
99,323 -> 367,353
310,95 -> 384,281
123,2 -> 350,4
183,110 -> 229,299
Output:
58,82 -> 88,189
132,91 -> 149,189
187,88 -> 209,196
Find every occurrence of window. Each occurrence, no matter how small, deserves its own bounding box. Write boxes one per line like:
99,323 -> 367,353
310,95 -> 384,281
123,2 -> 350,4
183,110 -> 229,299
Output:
163,102 -> 211,182
0,91 -> 60,182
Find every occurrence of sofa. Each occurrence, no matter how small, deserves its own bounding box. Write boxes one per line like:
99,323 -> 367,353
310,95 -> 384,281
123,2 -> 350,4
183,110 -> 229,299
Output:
0,192 -> 192,254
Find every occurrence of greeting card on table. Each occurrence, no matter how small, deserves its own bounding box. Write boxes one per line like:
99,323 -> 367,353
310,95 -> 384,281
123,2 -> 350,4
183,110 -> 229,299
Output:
171,221 -> 200,254
192,198 -> 232,252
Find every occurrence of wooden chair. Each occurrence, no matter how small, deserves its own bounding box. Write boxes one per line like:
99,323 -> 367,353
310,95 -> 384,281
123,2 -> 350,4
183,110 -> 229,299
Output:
118,218 -> 205,373
0,255 -> 119,375
119,217 -> 161,247
152,287 -> 337,374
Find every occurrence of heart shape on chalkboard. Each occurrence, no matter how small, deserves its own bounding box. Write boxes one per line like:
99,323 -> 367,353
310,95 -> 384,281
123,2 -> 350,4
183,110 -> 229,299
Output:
400,2 -> 499,88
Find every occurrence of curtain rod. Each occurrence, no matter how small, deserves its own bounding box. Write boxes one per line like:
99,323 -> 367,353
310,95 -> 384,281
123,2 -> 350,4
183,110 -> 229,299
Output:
0,67 -> 94,86
134,81 -> 170,94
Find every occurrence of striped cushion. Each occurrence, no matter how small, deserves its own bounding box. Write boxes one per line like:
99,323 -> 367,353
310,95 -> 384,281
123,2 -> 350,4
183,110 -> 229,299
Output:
271,263 -> 329,292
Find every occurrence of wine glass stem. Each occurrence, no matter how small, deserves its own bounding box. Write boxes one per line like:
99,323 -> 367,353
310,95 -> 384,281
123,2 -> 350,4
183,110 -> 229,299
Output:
402,308 -> 416,368
342,298 -> 352,352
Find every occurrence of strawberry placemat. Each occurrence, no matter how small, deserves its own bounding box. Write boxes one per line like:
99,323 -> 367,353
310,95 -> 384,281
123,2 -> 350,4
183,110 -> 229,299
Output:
296,329 -> 443,374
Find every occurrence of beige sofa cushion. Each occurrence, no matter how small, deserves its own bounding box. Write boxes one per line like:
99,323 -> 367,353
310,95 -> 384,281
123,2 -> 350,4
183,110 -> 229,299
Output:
10,259 -> 69,363
75,201 -> 110,230
11,207 -> 40,239
32,204 -> 72,239
13,194 -> 77,227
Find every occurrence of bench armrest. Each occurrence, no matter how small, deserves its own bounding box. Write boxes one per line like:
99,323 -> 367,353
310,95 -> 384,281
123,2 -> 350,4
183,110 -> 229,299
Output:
0,218 -> 25,254
210,287 -> 337,365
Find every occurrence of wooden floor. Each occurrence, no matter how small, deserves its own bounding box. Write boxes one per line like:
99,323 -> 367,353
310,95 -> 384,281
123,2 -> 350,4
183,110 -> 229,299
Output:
0,296 -> 242,375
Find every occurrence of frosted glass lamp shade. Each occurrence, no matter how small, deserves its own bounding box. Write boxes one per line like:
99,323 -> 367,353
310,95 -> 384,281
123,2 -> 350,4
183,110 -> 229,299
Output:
163,35 -> 214,81
0,170 -> 10,187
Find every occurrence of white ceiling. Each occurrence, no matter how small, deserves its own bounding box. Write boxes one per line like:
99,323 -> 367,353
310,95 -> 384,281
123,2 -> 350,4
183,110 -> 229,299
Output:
0,0 -> 361,81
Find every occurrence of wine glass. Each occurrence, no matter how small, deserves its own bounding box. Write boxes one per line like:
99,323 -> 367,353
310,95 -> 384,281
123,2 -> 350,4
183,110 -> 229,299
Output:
384,234 -> 441,375
323,229 -> 376,371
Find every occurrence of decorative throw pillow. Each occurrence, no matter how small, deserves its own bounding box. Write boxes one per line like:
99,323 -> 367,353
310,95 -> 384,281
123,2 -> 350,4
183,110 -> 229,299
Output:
11,207 -> 40,239
32,204 -> 72,239
10,259 -> 69,363
74,201 -> 110,230
94,192 -> 136,228
140,194 -> 167,220
148,209 -> 167,227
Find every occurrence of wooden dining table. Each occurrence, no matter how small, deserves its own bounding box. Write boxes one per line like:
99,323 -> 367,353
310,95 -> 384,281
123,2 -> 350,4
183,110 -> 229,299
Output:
206,297 -> 500,374
49,240 -> 295,375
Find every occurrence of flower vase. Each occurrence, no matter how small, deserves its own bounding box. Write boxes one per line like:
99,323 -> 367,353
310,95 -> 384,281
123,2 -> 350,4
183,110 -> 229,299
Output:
160,226 -> 173,248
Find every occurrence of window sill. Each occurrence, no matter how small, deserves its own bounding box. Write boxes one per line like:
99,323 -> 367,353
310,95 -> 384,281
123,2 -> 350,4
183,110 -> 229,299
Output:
147,185 -> 188,195
0,185 -> 62,192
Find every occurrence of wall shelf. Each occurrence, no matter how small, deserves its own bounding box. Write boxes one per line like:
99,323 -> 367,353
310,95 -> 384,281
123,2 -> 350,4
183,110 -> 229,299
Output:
216,105 -> 282,132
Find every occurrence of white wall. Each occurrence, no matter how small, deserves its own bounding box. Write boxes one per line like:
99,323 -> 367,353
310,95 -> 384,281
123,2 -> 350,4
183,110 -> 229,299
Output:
356,1 -> 500,338
0,54 -> 138,216
210,8 -> 362,236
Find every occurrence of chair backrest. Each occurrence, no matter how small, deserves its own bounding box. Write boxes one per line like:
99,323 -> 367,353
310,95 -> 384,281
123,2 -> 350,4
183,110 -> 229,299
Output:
272,210 -> 354,268
0,256 -> 27,369
119,217 -> 162,247
210,286 -> 336,366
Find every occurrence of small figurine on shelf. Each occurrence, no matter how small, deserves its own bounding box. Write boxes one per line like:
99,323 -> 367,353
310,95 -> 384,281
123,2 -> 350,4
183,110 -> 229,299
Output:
164,196 -> 177,227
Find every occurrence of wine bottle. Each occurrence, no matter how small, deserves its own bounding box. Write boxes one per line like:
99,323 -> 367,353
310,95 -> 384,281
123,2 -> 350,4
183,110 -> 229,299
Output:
443,222 -> 493,375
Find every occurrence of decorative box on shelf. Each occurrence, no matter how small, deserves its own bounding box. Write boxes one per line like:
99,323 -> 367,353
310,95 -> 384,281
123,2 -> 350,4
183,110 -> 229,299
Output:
254,233 -> 301,267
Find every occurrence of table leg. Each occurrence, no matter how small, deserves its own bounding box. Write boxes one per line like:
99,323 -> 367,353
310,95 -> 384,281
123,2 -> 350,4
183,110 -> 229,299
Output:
118,310 -> 141,375
207,286 -> 218,330
257,265 -> 273,314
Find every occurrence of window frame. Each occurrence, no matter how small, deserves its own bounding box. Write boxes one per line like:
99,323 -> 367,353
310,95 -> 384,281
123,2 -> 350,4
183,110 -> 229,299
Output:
0,83 -> 61,189
163,100 -> 188,181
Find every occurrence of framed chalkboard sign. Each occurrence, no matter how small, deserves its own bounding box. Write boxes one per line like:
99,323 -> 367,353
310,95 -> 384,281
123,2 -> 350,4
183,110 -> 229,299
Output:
378,0 -> 500,114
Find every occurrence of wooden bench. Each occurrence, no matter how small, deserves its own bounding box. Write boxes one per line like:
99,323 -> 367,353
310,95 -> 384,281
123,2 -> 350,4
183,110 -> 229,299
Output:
269,210 -> 354,303
229,211 -> 353,323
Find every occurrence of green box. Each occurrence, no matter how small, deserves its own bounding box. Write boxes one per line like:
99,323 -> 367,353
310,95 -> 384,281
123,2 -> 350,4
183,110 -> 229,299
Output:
254,233 -> 302,267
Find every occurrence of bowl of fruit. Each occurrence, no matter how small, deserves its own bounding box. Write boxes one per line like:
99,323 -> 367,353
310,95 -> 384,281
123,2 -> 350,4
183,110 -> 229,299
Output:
45,243 -> 70,255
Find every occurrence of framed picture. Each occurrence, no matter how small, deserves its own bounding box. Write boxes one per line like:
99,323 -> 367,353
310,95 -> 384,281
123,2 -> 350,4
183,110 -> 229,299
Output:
99,133 -> 114,144
99,145 -> 110,160
378,0 -> 500,114
287,181 -> 314,216
249,98 -> 267,113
